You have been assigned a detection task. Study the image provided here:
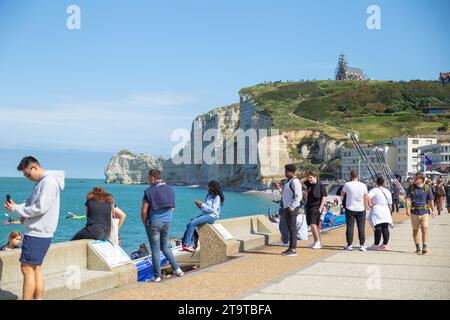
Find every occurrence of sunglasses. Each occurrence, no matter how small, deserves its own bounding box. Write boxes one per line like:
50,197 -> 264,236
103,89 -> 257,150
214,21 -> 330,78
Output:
23,166 -> 35,177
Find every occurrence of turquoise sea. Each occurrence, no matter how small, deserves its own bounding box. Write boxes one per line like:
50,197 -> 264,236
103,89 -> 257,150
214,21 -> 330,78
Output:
0,178 -> 275,254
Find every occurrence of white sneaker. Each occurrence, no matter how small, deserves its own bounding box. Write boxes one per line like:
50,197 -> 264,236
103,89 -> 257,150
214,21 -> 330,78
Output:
359,245 -> 367,252
174,268 -> 184,277
343,245 -> 353,251
274,241 -> 289,247
149,276 -> 161,282
311,242 -> 322,250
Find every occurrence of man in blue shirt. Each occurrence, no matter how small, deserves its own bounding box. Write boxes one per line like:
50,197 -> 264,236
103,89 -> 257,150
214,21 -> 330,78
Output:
141,169 -> 183,282
406,173 -> 436,255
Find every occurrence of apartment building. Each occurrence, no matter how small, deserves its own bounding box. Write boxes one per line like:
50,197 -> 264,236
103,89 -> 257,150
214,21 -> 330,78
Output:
341,145 -> 397,180
417,143 -> 450,173
341,136 -> 438,179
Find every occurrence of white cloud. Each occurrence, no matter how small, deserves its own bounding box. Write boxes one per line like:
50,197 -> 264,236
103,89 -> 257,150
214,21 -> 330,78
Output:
0,91 -> 197,153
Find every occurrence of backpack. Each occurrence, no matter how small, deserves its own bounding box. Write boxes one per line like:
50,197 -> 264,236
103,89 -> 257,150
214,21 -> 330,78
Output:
288,178 -> 306,206
435,185 -> 445,197
409,184 -> 429,202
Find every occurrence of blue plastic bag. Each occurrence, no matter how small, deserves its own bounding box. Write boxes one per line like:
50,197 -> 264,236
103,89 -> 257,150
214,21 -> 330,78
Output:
135,252 -> 169,282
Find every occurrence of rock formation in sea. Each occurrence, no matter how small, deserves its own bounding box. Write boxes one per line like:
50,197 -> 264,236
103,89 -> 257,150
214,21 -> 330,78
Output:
104,149 -> 166,184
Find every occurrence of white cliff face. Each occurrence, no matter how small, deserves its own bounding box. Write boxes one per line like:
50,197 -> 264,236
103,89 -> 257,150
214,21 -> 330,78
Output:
163,104 -> 242,186
105,97 -> 346,188
105,150 -> 165,184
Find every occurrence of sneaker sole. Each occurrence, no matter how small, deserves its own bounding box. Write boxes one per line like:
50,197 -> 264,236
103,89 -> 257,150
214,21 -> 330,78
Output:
282,254 -> 298,257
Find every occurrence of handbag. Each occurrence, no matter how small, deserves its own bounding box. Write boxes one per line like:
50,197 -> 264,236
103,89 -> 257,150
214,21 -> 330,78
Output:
108,204 -> 120,247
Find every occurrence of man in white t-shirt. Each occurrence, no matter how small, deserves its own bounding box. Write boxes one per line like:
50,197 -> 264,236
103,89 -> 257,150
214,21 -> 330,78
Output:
341,170 -> 369,251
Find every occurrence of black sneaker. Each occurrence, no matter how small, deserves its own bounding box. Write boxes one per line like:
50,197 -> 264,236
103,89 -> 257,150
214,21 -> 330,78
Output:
415,248 -> 421,254
282,249 -> 297,257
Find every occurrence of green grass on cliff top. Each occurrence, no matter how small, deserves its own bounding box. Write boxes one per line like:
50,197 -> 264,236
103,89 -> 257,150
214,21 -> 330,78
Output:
239,80 -> 450,143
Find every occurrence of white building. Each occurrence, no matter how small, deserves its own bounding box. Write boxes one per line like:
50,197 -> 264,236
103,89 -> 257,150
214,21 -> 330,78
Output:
341,136 -> 438,180
417,143 -> 450,173
341,145 -> 397,180
391,136 -> 437,174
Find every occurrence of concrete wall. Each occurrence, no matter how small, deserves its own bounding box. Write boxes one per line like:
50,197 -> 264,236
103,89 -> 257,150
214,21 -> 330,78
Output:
198,215 -> 280,268
0,240 -> 136,300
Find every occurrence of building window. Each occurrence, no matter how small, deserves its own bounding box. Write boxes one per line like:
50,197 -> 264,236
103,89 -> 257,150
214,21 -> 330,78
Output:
412,148 -> 418,153
426,140 -> 433,145
412,140 -> 419,145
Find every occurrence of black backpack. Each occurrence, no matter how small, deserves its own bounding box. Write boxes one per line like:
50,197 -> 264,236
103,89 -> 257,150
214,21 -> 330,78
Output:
288,178 -> 306,207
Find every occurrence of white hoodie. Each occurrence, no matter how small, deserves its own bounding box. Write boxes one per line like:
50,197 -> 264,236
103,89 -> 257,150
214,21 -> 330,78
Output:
12,170 -> 65,238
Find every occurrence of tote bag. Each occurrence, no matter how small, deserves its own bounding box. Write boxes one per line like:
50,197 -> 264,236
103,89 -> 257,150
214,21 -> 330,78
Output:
108,204 -> 120,247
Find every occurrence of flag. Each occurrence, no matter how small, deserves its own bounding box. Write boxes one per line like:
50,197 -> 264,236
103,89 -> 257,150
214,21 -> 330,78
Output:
424,154 -> 433,167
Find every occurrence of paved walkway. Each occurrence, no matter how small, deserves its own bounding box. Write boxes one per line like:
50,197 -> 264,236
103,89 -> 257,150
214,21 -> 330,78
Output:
84,210 -> 445,300
243,213 -> 450,300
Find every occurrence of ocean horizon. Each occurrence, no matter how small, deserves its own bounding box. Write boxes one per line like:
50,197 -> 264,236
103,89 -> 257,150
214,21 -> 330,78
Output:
0,177 -> 276,254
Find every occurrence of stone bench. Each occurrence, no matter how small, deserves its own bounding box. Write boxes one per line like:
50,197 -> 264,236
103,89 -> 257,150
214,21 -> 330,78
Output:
0,240 -> 136,300
198,215 -> 280,268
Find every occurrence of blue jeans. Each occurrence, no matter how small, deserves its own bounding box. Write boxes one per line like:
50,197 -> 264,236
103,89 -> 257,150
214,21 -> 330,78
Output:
183,214 -> 216,246
145,222 -> 179,277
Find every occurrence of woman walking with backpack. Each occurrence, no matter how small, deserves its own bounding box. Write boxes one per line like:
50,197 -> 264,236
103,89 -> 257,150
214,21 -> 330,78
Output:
367,177 -> 393,251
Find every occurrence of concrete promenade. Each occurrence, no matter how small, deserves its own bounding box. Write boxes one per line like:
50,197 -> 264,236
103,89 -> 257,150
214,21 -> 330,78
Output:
244,213 -> 450,300
83,210 -> 450,300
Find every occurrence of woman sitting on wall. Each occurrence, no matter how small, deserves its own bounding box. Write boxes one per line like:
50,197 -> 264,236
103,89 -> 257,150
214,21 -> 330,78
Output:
181,180 -> 225,252
71,186 -> 126,242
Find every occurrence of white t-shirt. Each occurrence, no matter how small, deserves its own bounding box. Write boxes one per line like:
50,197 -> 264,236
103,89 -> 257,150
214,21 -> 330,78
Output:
368,187 -> 392,217
342,181 -> 368,212
368,187 -> 393,228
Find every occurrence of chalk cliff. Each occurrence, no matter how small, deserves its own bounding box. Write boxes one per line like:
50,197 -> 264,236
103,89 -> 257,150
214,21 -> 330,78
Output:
105,97 -> 345,188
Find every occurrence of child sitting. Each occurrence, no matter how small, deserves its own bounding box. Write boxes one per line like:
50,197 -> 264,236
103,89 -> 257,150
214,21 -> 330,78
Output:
0,231 -> 22,251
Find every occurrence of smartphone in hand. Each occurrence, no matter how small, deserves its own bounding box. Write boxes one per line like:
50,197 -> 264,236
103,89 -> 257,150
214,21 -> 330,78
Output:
6,194 -> 11,204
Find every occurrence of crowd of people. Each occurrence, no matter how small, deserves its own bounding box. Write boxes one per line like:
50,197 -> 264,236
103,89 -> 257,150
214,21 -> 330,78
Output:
0,156 -> 444,299
1,156 -> 226,298
270,164 -> 439,257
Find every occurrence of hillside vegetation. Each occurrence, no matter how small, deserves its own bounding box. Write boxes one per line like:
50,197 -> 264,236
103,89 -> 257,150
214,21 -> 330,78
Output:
240,80 -> 450,143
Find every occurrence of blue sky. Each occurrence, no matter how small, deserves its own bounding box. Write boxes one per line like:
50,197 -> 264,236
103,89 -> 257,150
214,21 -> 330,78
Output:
0,0 -> 449,178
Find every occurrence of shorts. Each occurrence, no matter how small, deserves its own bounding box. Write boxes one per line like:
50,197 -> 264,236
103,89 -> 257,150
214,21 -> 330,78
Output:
306,207 -> 321,226
410,213 -> 429,230
20,235 -> 52,266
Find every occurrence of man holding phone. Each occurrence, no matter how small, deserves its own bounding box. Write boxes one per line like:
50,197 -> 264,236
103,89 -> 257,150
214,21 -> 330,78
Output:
4,156 -> 65,300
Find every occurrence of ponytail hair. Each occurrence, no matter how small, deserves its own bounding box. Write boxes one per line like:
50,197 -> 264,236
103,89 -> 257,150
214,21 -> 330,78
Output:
208,180 -> 225,205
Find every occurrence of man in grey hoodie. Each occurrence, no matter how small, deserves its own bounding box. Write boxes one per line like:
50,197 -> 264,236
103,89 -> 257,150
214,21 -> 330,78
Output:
4,156 -> 65,300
